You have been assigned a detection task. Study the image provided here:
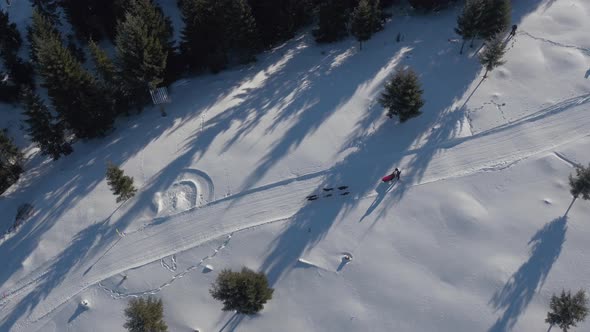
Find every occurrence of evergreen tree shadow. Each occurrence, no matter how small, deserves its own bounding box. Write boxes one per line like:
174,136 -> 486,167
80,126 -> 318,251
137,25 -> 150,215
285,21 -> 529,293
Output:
256,4 -> 483,292
488,216 -> 567,332
0,222 -> 117,331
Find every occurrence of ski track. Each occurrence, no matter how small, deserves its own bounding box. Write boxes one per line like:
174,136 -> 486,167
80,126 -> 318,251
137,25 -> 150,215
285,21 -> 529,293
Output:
553,151 -> 582,168
2,97 -> 590,330
520,31 -> 590,56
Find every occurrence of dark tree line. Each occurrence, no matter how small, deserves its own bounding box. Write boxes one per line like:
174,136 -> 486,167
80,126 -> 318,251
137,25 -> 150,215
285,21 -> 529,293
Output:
314,0 -> 389,47
30,10 -> 114,139
455,0 -> 512,54
0,11 -> 34,104
4,0 -> 512,171
180,0 -> 260,73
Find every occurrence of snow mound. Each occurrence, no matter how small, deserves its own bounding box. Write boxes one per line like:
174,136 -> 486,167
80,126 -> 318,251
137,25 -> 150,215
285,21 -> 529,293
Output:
80,299 -> 90,309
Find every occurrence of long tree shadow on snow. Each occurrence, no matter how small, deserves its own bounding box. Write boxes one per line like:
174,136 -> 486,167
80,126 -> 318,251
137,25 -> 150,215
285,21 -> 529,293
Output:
0,0 -> 550,329
222,12 -> 488,332
0,222 -> 113,331
488,216 -> 567,332
221,2 -> 549,329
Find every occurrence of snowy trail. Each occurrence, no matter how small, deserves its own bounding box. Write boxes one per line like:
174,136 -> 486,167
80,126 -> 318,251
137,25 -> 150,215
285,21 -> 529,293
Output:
2,99 -> 590,330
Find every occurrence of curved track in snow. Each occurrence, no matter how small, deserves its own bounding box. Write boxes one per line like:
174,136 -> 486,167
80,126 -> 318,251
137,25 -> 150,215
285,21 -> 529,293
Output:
1,98 -> 590,331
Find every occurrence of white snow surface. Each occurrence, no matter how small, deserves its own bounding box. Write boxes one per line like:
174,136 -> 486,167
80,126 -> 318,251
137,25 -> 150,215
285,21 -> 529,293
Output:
1,0 -> 590,331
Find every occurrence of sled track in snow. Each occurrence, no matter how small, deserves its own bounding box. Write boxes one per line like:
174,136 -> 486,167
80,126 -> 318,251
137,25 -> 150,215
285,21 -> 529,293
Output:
2,96 -> 590,331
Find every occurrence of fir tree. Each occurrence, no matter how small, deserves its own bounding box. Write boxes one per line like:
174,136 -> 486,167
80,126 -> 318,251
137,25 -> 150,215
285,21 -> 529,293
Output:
455,0 -> 483,54
313,0 -> 354,43
115,0 -> 173,109
0,130 -> 23,194
106,163 -> 137,203
180,0 -> 259,72
21,89 -> 72,160
350,0 -> 383,50
88,40 -> 127,115
28,10 -> 60,63
89,40 -> 117,84
34,18 -> 114,139
123,296 -> 168,332
569,164 -> 590,201
210,267 -> 274,315
379,68 -> 425,122
546,289 -> 589,332
478,33 -> 506,78
478,0 -> 511,41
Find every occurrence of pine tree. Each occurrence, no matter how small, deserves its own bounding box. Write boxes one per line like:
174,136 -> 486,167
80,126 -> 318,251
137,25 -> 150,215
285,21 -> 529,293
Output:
478,33 -> 507,78
546,290 -> 589,332
0,130 -> 23,194
180,0 -> 260,72
34,17 -> 114,139
89,40 -> 117,84
115,0 -> 173,109
478,0 -> 511,41
123,296 -> 168,332
89,39 -> 128,115
569,164 -> 590,201
379,68 -> 425,122
106,163 -> 137,203
210,267 -> 274,315
313,0 -> 355,43
350,0 -> 383,50
21,89 -> 72,160
28,10 -> 60,63
455,0 -> 483,54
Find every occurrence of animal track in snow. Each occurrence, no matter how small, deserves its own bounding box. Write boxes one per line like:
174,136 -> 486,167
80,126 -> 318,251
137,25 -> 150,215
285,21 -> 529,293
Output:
99,234 -> 233,299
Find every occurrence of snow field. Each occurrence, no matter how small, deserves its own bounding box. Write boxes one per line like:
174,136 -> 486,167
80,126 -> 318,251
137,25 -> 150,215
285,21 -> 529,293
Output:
0,0 -> 589,331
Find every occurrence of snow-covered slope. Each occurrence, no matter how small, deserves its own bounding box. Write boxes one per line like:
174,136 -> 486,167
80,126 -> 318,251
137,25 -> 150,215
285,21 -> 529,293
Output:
1,0 -> 590,331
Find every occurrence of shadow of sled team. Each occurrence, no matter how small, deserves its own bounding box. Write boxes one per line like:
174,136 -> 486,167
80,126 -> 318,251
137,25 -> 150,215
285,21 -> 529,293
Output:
381,168 -> 401,184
